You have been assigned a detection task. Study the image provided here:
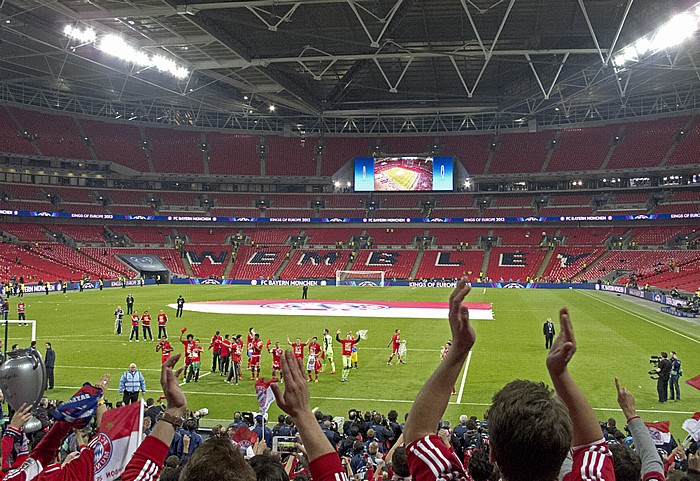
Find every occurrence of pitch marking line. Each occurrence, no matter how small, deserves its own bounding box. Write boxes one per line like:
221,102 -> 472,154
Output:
50,384 -> 697,415
578,291 -> 700,344
178,371 -> 212,386
456,351 -> 472,404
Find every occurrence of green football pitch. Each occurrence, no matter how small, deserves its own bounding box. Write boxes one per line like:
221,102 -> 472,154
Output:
381,167 -> 419,190
5,285 -> 698,439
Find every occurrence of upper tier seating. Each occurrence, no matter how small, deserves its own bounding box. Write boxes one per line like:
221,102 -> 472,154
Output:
50,225 -> 106,244
80,119 -> 149,171
109,226 -> 173,245
349,250 -> 418,279
144,127 -> 204,174
559,227 -> 627,246
265,137 -> 317,177
441,134 -> 492,176
0,106 -> 35,155
206,133 -> 261,176
414,250 -> 485,281
626,226 -> 693,245
9,107 -> 92,160
666,116 -> 700,166
243,229 -> 299,245
304,228 -> 361,245
365,228 -> 422,245
547,124 -> 620,172
491,228 -> 547,246
427,228 -> 489,246
607,117 -> 688,169
0,222 -> 51,241
489,131 -> 553,174
321,137 -> 373,176
177,228 -> 232,245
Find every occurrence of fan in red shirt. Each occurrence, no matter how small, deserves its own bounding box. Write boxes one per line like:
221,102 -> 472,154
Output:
157,309 -> 168,339
387,329 -> 405,365
307,337 -> 322,383
335,330 -> 360,382
287,336 -> 309,360
156,338 -> 173,364
141,310 -> 153,341
267,340 -> 283,379
186,339 -> 204,383
219,334 -> 232,376
129,311 -> 140,342
227,334 -> 243,384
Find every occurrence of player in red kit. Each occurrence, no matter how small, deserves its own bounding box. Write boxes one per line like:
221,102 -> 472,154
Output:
129,311 -> 140,342
307,337 -> 322,382
16,301 -> 25,322
249,333 -> 263,380
209,331 -> 222,373
267,340 -> 283,379
157,309 -> 168,339
227,335 -> 243,385
219,334 -> 231,376
246,328 -> 255,371
336,330 -> 360,382
387,329 -> 405,364
156,337 -> 173,364
180,328 -> 195,371
141,310 -> 153,341
287,335 -> 309,360
186,339 -> 204,383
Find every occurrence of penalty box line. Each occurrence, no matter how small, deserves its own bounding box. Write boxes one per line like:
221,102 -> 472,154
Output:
50,384 -> 699,416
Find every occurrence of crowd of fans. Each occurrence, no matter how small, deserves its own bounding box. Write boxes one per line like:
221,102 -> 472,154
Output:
0,279 -> 698,481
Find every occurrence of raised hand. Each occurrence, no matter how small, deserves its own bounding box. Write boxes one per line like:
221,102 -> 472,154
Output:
546,307 -> 576,377
9,404 -> 33,430
447,277 -> 475,355
614,377 -> 637,419
161,353 -> 186,416
96,374 -> 110,393
271,351 -> 310,419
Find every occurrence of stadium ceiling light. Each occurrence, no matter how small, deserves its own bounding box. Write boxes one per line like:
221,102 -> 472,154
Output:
63,25 -> 189,79
613,4 -> 700,67
268,105 -> 276,112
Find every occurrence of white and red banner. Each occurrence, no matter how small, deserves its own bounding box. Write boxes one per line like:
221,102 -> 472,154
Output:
255,378 -> 277,417
91,401 -> 143,481
682,412 -> 700,442
644,421 -> 671,445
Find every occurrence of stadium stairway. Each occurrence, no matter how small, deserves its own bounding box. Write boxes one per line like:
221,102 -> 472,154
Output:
274,247 -> 294,279
535,229 -> 560,278
539,131 -> 561,172
659,117 -> 694,167
599,124 -> 625,170
223,251 -> 235,278
181,254 -> 195,277
409,250 -> 424,280
481,248 -> 491,278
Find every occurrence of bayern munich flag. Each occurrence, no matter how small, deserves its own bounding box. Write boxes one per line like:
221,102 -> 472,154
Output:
644,421 -> 672,445
91,401 -> 144,481
255,378 -> 278,417
682,412 -> 700,442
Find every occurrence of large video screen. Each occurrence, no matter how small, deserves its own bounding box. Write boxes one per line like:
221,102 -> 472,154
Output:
353,156 -> 453,192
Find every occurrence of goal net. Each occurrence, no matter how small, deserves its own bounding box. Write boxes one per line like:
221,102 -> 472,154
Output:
0,320 -> 37,344
335,270 -> 385,287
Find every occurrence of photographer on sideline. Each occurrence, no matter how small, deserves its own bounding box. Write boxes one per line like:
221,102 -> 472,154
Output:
655,352 -> 672,403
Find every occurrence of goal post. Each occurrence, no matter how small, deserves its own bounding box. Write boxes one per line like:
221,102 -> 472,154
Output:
1,320 -> 37,344
335,270 -> 385,287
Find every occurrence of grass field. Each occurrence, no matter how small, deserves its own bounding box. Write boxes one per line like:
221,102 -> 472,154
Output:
379,167 -> 419,190
5,285 -> 699,439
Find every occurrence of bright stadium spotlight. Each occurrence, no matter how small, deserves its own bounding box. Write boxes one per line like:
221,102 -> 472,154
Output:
63,26 -> 189,79
613,3 -> 700,67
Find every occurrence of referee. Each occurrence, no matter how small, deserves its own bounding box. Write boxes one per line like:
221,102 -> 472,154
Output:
119,363 -> 146,404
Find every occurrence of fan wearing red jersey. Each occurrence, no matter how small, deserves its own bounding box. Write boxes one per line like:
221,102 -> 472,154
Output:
157,309 -> 168,339
179,329 -> 195,370
335,330 -> 360,382
267,340 -> 283,379
387,329 -> 405,365
287,336 -> 310,360
249,333 -> 263,380
156,338 -> 173,364
307,337 -> 322,383
129,311 -> 140,342
185,339 -> 204,383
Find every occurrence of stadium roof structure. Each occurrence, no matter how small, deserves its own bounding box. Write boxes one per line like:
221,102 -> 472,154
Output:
1,0 -> 700,134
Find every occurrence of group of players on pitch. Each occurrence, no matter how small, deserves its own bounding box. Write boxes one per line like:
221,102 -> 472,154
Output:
150,325 -> 407,385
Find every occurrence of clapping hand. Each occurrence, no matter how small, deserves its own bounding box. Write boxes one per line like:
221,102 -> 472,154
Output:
546,308 -> 576,377
161,353 -> 186,417
447,277 -> 475,356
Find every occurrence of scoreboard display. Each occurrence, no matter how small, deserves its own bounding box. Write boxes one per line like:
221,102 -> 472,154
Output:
353,156 -> 453,192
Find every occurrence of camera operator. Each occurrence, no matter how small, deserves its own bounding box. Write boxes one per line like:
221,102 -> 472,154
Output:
655,351 -> 672,403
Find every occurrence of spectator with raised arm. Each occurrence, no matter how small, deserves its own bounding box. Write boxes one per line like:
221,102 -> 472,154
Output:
610,377 -> 665,481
